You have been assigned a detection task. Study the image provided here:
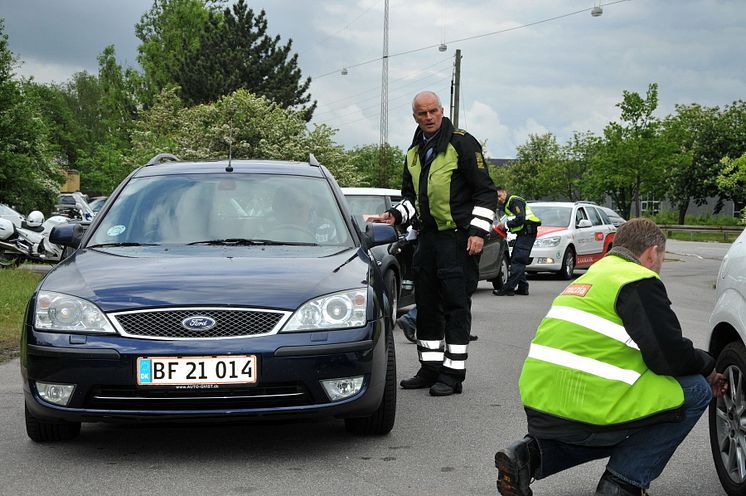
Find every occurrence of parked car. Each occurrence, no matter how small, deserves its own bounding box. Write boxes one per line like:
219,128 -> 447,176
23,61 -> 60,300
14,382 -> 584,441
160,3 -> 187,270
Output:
523,201 -> 617,279
22,156 -> 399,442
342,187 -> 511,315
708,228 -> 746,496
599,206 -> 626,227
0,203 -> 25,228
87,196 -> 108,214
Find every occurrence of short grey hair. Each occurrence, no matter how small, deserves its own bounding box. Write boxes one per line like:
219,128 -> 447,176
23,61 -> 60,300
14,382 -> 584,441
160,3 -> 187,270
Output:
613,218 -> 666,256
412,91 -> 442,112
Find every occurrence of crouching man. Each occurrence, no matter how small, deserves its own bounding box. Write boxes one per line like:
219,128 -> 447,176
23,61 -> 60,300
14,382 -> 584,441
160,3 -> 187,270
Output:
496,218 -> 727,496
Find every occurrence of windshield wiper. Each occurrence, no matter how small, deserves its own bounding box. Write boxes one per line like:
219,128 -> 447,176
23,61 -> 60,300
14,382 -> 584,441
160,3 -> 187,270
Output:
87,242 -> 160,248
187,238 -> 318,246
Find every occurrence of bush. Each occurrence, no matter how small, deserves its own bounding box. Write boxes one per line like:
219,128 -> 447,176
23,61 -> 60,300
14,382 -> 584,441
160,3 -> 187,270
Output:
647,209 -> 740,226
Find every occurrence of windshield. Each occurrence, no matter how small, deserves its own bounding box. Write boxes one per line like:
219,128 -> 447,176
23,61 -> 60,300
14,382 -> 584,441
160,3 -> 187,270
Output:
90,174 -> 352,247
529,205 -> 573,228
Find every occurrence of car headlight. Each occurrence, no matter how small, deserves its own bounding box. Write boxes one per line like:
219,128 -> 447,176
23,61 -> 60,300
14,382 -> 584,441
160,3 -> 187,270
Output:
534,236 -> 561,248
282,289 -> 367,332
35,291 -> 116,334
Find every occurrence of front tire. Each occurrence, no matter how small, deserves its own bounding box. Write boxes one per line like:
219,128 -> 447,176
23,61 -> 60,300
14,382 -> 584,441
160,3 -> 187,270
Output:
383,270 -> 398,324
25,403 -> 81,442
710,342 -> 746,495
345,335 -> 397,435
557,247 -> 575,280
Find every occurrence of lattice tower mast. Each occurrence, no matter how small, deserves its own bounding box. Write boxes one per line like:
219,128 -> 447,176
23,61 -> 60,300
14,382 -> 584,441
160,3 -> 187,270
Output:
378,0 -> 389,186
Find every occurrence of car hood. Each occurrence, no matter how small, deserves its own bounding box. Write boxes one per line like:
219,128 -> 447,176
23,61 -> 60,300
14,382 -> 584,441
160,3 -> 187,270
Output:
537,226 -> 568,238
41,246 -> 371,312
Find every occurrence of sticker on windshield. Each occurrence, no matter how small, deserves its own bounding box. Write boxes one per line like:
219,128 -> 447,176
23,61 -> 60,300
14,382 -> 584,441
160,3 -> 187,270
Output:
107,225 -> 126,237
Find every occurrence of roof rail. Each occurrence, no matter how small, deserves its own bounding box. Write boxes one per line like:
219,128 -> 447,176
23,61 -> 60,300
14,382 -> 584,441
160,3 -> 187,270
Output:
146,153 -> 180,166
576,200 -> 598,205
308,153 -> 320,167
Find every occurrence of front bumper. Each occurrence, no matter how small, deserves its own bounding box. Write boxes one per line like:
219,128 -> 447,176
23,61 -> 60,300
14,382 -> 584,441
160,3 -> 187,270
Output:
525,246 -> 564,272
21,321 -> 388,424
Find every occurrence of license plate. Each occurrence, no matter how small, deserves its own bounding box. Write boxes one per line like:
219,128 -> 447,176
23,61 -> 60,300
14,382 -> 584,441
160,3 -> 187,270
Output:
136,355 -> 257,386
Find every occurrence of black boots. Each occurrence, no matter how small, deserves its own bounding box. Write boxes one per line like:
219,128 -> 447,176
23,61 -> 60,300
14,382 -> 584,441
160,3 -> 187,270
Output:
595,471 -> 649,495
496,436 -> 540,496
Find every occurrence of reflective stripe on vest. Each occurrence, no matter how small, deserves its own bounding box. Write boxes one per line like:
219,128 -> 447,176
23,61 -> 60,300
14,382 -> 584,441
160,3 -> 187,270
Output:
504,195 -> 540,232
519,255 -> 684,426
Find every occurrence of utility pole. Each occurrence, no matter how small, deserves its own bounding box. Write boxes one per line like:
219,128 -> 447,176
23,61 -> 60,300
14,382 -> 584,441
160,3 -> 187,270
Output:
449,49 -> 462,128
378,0 -> 389,188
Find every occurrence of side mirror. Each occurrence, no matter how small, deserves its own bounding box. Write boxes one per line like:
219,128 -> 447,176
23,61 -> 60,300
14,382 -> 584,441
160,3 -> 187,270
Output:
49,223 -> 87,249
577,219 -> 592,228
364,222 -> 398,247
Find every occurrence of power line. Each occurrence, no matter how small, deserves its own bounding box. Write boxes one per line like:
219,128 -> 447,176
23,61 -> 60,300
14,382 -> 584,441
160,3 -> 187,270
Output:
311,0 -> 631,80
313,61 -> 452,119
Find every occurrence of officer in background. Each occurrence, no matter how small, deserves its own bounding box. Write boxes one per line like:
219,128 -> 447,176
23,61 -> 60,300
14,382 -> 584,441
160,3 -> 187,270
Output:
494,188 -> 541,296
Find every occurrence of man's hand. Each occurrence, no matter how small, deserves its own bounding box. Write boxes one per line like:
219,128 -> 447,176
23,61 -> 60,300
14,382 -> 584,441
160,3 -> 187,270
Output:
368,212 -> 396,225
496,222 -> 506,232
467,236 -> 484,255
707,370 -> 728,398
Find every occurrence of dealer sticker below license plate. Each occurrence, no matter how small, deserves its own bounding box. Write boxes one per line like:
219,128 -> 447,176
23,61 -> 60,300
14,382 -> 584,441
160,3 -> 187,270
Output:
137,355 -> 257,386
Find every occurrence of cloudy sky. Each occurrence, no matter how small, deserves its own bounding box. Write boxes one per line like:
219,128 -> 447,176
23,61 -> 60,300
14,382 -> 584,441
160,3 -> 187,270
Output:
2,0 -> 745,158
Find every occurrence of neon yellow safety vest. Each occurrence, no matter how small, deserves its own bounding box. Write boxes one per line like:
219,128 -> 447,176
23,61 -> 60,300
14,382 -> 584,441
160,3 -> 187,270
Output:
406,144 -> 459,230
505,195 -> 540,233
518,255 -> 684,426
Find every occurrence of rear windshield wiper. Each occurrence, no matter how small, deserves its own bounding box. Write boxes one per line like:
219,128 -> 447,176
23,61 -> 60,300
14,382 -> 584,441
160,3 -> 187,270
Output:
87,242 -> 160,248
187,238 -> 318,246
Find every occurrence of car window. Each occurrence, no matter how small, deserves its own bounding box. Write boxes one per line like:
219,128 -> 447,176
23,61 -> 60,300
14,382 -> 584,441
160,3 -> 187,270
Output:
91,174 -> 352,246
575,207 -> 589,227
587,206 -> 603,226
597,208 -> 611,225
345,195 -> 388,217
528,205 -> 572,227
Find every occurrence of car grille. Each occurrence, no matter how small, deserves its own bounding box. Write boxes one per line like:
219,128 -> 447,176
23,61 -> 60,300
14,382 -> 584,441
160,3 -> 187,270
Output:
110,308 -> 290,339
86,384 -> 312,410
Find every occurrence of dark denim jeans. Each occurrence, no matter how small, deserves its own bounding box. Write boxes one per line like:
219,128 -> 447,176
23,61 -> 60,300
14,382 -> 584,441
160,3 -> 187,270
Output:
535,374 -> 712,489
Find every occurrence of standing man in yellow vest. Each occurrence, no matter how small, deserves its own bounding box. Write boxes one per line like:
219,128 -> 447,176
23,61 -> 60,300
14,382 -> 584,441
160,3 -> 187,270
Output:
494,188 -> 541,296
495,218 -> 727,496
376,90 -> 496,396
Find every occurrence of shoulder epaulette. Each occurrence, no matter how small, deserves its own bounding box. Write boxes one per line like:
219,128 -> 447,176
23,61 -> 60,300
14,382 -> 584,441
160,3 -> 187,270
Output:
453,129 -> 466,136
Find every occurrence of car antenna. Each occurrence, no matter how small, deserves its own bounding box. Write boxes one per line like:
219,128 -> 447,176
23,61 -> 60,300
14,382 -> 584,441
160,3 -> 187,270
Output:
225,102 -> 235,173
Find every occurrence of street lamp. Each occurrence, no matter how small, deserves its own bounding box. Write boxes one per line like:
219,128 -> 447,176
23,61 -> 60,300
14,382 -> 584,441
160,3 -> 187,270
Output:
591,5 -> 603,16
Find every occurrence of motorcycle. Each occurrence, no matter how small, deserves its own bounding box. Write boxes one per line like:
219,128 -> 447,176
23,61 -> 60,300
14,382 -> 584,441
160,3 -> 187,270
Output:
0,211 -> 68,267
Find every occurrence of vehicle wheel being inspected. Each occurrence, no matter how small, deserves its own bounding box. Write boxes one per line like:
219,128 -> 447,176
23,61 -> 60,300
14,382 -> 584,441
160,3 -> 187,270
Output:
710,341 -> 746,496
557,247 -> 575,280
345,333 -> 397,435
25,403 -> 81,442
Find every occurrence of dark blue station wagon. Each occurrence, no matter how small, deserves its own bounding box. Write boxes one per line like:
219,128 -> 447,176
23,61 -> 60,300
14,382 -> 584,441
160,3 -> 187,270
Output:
21,155 -> 398,441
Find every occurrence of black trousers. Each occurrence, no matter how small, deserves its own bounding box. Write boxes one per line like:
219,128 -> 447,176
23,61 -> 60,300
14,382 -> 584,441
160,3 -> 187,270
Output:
506,232 -> 536,290
413,228 -> 480,382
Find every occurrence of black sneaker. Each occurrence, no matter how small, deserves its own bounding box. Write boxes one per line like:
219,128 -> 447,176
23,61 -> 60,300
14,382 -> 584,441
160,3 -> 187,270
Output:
396,317 -> 417,343
594,471 -> 649,496
496,436 -> 539,496
493,288 -> 515,296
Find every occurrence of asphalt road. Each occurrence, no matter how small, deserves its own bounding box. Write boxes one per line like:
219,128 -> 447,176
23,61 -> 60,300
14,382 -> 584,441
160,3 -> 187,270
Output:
0,240 -> 732,496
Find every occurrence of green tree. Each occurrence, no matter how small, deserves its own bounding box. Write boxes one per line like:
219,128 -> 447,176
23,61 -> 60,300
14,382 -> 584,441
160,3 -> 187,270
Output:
135,0 -> 218,106
346,144 -> 405,188
128,88 -> 355,183
511,133 -> 564,200
177,0 -> 316,118
717,152 -> 746,216
0,19 -> 62,214
661,104 -> 726,224
586,83 -> 667,218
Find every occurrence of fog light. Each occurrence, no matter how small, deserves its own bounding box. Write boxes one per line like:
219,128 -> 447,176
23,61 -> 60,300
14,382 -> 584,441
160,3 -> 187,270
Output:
537,257 -> 555,264
36,382 -> 75,406
320,376 -> 364,401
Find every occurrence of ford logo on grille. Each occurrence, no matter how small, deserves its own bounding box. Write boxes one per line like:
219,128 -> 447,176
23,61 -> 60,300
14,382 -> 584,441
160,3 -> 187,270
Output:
181,316 -> 217,331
